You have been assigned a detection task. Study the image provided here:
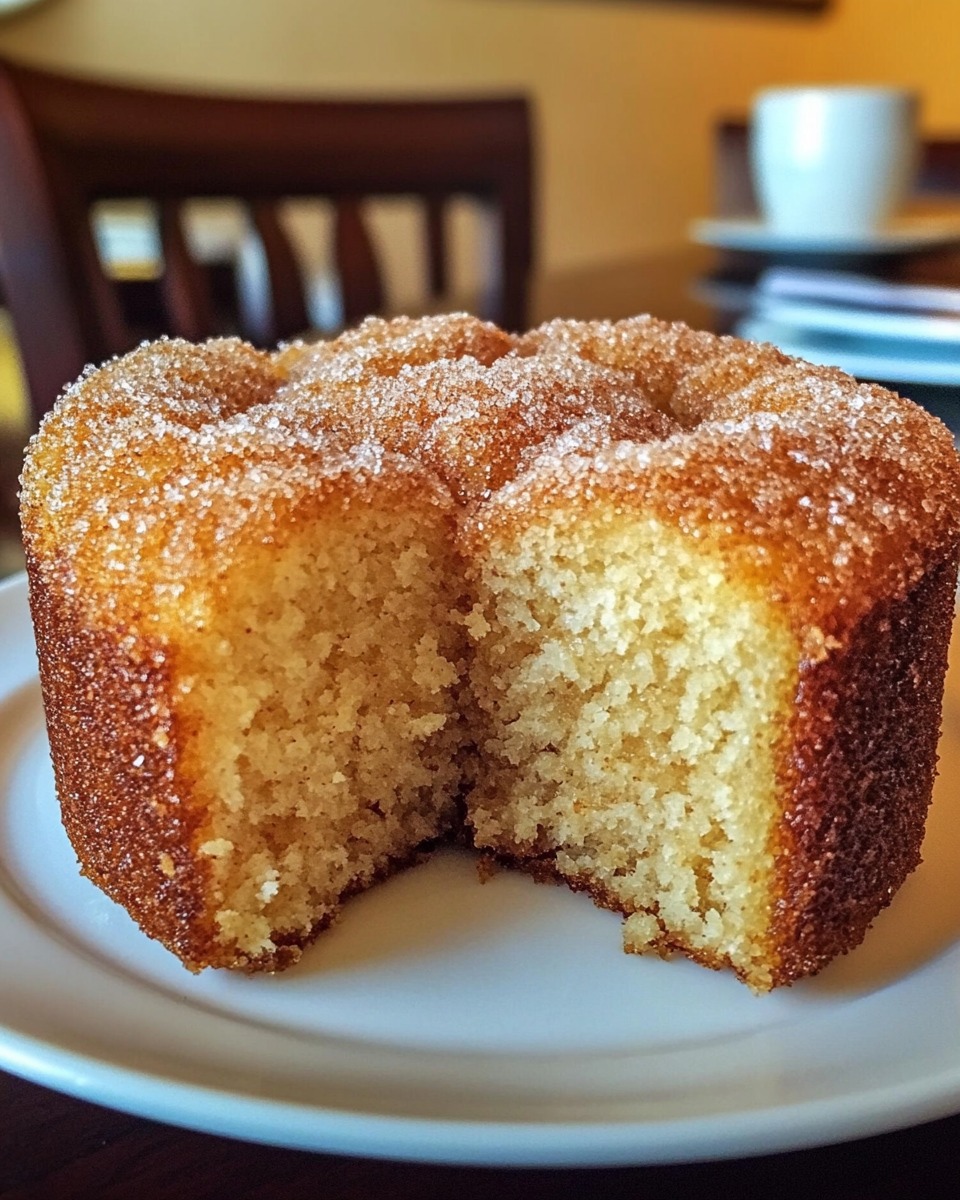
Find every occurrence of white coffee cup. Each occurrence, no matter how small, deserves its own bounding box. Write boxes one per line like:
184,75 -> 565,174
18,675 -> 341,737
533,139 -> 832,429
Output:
750,86 -> 919,236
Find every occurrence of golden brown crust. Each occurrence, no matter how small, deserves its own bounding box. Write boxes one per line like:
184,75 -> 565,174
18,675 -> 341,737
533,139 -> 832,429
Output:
517,314 -> 723,413
271,344 -> 677,502
279,313 -> 519,382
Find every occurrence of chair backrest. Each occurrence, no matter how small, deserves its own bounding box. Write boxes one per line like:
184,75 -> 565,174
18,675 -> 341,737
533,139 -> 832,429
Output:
713,117 -> 960,216
0,57 -> 534,427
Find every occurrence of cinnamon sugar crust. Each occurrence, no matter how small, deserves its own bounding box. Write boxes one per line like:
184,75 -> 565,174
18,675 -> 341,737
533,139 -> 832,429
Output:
268,355 -> 677,503
20,314 -> 960,989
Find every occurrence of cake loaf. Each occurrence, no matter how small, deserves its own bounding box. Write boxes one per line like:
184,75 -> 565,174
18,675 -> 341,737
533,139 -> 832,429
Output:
20,314 -> 960,990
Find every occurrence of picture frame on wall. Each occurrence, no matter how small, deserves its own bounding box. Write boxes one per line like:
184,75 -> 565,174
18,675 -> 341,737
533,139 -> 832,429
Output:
671,0 -> 828,9
738,1 -> 828,8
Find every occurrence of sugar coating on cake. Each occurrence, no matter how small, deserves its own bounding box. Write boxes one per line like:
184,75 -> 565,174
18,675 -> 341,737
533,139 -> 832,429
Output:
20,314 -> 960,990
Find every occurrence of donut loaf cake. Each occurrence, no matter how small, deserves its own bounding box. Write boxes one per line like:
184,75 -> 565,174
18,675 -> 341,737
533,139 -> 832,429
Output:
20,314 -> 960,992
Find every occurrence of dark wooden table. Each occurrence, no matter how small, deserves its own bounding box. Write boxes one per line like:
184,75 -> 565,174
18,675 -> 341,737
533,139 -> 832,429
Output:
3,246 -> 960,1200
2,1067 -> 959,1199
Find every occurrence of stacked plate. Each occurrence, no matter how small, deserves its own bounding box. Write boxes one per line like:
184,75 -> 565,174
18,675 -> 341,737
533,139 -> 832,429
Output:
737,267 -> 960,388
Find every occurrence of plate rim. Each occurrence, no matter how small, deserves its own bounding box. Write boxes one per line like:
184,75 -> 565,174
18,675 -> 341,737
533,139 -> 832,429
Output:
4,1002 -> 960,1168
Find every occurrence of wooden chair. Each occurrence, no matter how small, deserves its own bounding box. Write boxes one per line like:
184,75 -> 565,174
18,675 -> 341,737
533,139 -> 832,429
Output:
0,57 -> 534,427
713,117 -> 960,216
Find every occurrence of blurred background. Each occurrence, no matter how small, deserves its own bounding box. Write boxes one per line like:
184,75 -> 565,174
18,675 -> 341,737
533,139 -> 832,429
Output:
4,1 -> 957,270
1,0 -> 958,428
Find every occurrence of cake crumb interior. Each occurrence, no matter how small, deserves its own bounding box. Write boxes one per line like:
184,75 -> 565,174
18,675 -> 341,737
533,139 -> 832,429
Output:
466,511 -> 797,990
177,501 -> 466,964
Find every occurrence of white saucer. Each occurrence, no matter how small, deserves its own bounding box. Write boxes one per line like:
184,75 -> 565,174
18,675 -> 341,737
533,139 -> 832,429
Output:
690,216 -> 960,256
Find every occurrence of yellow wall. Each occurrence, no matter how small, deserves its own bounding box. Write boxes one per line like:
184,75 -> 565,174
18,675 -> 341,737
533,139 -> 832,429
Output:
1,0 -> 959,274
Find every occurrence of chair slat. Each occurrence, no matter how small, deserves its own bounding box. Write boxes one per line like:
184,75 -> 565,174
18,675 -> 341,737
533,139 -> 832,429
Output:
248,201 -> 310,344
334,199 -> 385,327
0,68 -> 94,423
424,196 -> 448,297
159,200 -> 215,342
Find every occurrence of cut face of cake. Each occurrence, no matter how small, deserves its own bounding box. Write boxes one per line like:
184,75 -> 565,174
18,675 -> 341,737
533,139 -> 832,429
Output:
463,504 -> 797,993
169,456 -> 468,969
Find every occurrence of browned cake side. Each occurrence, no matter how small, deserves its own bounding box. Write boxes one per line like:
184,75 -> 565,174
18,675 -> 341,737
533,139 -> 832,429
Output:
770,555 -> 957,984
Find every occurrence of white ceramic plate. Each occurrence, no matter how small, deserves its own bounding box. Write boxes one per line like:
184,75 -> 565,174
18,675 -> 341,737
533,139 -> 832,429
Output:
690,216 -> 960,256
3,571 -> 960,1166
737,315 -> 960,387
